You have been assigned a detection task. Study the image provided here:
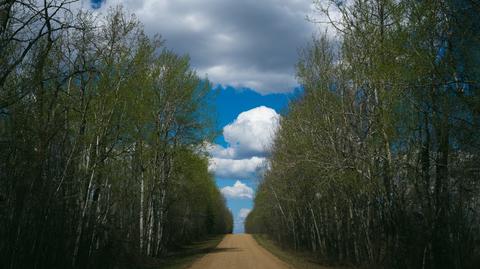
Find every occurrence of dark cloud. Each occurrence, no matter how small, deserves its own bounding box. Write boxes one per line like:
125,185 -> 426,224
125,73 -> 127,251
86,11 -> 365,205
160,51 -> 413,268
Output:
93,0 -> 315,93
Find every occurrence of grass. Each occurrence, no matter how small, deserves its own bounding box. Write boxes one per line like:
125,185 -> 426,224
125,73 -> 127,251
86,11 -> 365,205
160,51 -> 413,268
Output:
142,235 -> 225,269
253,234 -> 350,269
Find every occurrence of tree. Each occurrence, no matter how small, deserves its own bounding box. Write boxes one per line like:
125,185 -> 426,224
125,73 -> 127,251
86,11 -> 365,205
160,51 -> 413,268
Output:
247,1 -> 480,268
0,4 -> 232,269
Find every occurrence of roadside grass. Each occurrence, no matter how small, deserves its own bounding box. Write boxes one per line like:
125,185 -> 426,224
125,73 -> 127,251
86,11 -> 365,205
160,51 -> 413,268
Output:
140,235 -> 225,269
253,234 -> 351,269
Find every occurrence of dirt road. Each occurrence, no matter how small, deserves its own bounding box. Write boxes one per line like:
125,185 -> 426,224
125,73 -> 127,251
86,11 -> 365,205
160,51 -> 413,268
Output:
188,234 -> 292,269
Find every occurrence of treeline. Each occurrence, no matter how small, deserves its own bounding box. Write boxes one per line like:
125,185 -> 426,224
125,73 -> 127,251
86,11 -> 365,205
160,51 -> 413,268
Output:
246,0 -> 480,269
0,1 -> 232,269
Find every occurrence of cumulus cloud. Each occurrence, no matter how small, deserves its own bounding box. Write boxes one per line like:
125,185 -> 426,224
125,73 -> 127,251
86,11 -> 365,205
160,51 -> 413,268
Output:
85,0 -> 315,94
207,106 -> 279,179
206,143 -> 235,159
239,208 -> 251,219
221,180 -> 254,199
223,106 -> 280,159
210,156 -> 266,180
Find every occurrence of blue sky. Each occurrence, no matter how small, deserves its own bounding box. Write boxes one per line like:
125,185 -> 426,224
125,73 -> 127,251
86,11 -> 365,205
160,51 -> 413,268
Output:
90,0 -> 103,9
211,87 -> 300,233
89,0 -> 312,233
212,85 -> 301,146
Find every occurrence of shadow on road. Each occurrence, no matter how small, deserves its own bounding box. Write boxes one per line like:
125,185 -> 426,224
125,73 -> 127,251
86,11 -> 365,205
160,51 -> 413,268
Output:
147,235 -> 228,269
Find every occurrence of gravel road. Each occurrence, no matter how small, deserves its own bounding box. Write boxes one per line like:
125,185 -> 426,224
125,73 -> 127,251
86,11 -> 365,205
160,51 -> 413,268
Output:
188,234 -> 292,269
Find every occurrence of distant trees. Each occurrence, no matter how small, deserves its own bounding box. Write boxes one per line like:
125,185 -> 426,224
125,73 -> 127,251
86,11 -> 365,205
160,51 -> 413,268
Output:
0,1 -> 232,268
246,1 -> 480,268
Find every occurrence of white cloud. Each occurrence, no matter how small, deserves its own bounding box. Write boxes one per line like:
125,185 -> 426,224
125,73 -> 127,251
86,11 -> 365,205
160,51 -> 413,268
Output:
220,180 -> 254,199
207,106 -> 279,179
239,208 -> 251,219
234,208 -> 252,233
206,143 -> 235,159
209,156 -> 266,180
223,106 -> 280,159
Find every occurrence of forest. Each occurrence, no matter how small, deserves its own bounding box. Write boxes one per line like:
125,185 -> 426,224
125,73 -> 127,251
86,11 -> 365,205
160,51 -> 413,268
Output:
0,1 -> 232,268
246,0 -> 480,269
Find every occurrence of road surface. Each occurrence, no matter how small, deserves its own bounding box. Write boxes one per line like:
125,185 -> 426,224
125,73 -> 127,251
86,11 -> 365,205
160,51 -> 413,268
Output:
188,234 -> 292,269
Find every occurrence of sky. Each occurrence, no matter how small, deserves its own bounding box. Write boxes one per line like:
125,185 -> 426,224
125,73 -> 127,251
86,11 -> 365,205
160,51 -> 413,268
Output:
87,0 -> 315,233
210,88 -> 300,232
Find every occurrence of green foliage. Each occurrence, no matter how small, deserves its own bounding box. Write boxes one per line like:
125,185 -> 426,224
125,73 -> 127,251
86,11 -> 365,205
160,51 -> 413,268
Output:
248,1 -> 480,269
0,3 -> 231,269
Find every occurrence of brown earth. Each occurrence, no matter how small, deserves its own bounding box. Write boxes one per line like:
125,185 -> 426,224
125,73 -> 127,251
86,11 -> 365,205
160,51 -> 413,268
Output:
188,234 -> 292,269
